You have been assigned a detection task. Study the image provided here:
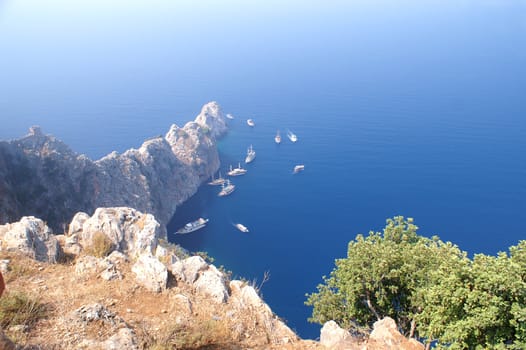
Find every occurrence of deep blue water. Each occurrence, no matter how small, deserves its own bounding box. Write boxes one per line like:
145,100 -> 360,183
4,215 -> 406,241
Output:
1,0 -> 526,339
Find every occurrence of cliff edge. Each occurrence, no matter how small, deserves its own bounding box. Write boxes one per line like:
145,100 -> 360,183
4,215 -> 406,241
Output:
0,102 -> 227,234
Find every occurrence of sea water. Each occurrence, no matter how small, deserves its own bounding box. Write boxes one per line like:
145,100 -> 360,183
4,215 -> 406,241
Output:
1,0 -> 525,339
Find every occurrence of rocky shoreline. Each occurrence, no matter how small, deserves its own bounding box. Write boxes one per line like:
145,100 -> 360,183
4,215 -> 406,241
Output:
0,101 -> 227,234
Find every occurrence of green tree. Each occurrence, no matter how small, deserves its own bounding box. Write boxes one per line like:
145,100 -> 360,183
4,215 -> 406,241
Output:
306,216 -> 526,349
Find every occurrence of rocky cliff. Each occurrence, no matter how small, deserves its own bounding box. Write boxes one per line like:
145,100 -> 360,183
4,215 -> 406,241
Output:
0,102 -> 227,234
0,209 -> 425,350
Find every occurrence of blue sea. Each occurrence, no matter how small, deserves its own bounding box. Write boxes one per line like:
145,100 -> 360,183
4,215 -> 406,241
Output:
1,0 -> 525,339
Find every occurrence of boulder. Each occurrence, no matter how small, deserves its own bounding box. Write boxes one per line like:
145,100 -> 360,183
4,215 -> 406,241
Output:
132,254 -> 168,293
103,328 -> 138,350
194,265 -> 229,303
368,317 -> 424,350
68,212 -> 90,236
320,320 -> 352,348
0,216 -> 61,262
79,207 -> 160,258
170,255 -> 208,283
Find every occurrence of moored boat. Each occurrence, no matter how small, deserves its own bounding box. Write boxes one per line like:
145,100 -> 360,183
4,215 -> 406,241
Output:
226,113 -> 234,119
247,119 -> 255,127
293,164 -> 305,173
176,217 -> 209,234
245,144 -> 256,163
227,163 -> 247,176
275,130 -> 281,144
287,130 -> 298,143
235,223 -> 249,232
208,172 -> 226,186
218,179 -> 235,196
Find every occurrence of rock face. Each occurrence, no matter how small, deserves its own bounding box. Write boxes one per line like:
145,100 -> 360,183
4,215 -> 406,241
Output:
319,317 -> 425,350
79,207 -> 161,258
0,216 -> 60,262
0,102 -> 228,234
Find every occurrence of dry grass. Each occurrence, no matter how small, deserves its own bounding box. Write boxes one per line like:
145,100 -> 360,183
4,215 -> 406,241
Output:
83,231 -> 113,258
0,252 -> 324,350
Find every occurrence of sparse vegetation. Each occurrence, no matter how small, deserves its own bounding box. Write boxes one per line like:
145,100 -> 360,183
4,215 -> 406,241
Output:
0,291 -> 48,329
84,231 -> 113,258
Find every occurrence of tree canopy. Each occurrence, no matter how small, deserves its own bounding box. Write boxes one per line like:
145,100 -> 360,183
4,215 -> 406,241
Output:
305,216 -> 526,349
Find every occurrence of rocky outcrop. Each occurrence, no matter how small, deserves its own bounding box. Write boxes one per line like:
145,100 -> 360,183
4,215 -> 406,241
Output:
79,207 -> 161,258
0,216 -> 60,262
132,254 -> 168,293
319,317 -> 425,350
320,320 -> 354,348
0,102 -> 228,234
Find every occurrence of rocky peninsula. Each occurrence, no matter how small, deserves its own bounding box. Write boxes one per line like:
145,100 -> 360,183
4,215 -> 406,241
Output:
0,101 -> 227,234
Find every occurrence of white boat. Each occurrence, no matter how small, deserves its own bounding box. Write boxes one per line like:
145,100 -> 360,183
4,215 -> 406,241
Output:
227,163 -> 247,176
287,130 -> 298,143
247,119 -> 255,127
176,218 -> 209,234
218,179 -> 235,197
235,223 -> 249,233
293,164 -> 305,173
245,144 -> 256,163
275,130 -> 281,144
226,113 -> 234,120
207,172 -> 226,186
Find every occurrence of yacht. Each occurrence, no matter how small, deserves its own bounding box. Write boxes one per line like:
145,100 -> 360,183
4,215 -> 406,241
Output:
218,179 -> 235,197
247,119 -> 255,127
293,164 -> 305,173
287,130 -> 298,143
226,113 -> 234,120
176,218 -> 209,234
275,130 -> 281,144
207,172 -> 226,186
227,163 -> 247,176
245,145 -> 256,163
235,223 -> 249,233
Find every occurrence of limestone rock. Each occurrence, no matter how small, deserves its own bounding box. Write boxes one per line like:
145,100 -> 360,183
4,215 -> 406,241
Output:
103,328 -> 138,350
0,216 -> 61,262
68,212 -> 90,236
229,280 -> 298,345
170,255 -> 208,283
0,102 -> 228,233
320,320 -> 353,348
368,317 -> 424,350
194,265 -> 229,303
79,207 -> 160,258
132,254 -> 168,293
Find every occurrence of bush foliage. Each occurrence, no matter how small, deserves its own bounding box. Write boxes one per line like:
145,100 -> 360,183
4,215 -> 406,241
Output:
305,216 -> 526,349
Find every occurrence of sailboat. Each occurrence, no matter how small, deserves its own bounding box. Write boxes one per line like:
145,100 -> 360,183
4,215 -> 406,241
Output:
227,163 -> 248,176
275,130 -> 281,144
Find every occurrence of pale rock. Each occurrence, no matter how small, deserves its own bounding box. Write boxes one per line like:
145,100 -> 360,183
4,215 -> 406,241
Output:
75,255 -> 113,276
103,328 -> 138,350
170,255 -> 208,283
106,251 -> 128,265
194,101 -> 228,139
194,264 -> 229,303
68,212 -> 90,236
79,207 -> 160,258
132,254 -> 167,293
369,317 -> 425,350
320,320 -> 352,348
0,259 -> 9,274
229,279 -> 298,345
0,216 -> 61,262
